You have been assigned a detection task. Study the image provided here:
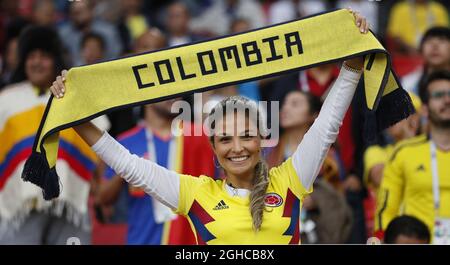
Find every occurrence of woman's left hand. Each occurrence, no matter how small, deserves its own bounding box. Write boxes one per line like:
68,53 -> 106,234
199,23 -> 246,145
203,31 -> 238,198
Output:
343,8 -> 370,70
348,8 -> 369,34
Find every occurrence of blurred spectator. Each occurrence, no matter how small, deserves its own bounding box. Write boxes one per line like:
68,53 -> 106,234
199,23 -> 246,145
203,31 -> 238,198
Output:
133,28 -> 167,54
32,0 -> 57,27
268,91 -> 344,187
81,32 -> 106,65
58,0 -> 122,66
93,0 -> 122,24
268,90 -> 351,243
0,0 -> 28,54
402,27 -> 450,96
230,17 -> 250,33
336,0 -> 379,33
363,93 -> 422,236
384,215 -> 431,244
419,26 -> 450,100
376,71 -> 450,244
269,90 -> 346,188
0,37 -> 18,88
364,93 -> 423,192
1,19 -> 30,88
0,26 -> 106,244
141,0 -> 174,29
387,0 -> 449,54
162,1 -> 207,123
301,179 -> 353,244
269,63 -> 355,173
165,1 -> 202,47
229,18 -> 261,101
117,0 -> 150,54
190,0 -> 265,36
268,0 -> 327,24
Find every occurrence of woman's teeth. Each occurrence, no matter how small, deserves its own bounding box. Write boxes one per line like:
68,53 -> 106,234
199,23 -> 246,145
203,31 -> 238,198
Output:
229,156 -> 249,162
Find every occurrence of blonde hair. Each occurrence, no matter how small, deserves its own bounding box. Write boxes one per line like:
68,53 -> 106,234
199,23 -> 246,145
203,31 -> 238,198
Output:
207,96 -> 269,231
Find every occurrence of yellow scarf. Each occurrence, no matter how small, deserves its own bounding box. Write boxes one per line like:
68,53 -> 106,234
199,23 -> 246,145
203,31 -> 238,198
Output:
22,9 -> 414,200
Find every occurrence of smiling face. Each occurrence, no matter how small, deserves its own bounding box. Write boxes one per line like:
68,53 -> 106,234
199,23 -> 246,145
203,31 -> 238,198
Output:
25,49 -> 55,89
212,112 -> 261,180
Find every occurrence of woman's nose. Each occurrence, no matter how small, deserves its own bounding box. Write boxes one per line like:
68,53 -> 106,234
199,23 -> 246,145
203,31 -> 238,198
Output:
231,138 -> 244,152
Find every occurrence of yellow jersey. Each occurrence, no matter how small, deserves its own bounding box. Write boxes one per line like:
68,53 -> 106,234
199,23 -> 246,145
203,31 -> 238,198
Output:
376,135 -> 450,235
363,144 -> 394,190
175,158 -> 311,244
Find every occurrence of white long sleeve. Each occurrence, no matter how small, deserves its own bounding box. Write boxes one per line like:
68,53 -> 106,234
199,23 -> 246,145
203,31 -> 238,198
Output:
292,65 -> 362,191
92,132 -> 180,210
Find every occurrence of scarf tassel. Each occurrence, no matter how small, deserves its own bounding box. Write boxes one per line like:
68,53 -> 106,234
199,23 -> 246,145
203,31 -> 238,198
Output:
375,88 -> 416,131
22,152 -> 60,200
363,88 -> 416,145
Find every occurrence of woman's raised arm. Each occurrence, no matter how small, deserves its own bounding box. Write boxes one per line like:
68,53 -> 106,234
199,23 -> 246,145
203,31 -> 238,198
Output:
50,71 -> 181,210
290,9 -> 368,191
291,62 -> 362,191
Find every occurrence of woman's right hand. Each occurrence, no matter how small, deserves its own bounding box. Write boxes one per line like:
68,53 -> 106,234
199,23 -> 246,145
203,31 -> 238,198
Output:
50,69 -> 68,98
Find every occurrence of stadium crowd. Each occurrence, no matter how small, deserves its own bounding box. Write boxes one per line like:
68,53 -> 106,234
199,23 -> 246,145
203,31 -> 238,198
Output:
0,0 -> 449,245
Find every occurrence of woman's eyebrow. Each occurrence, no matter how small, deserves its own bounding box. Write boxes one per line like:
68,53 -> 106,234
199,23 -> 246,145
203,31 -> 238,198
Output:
239,129 -> 257,136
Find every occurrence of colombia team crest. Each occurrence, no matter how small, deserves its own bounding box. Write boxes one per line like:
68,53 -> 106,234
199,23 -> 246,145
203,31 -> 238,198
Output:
264,193 -> 283,207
